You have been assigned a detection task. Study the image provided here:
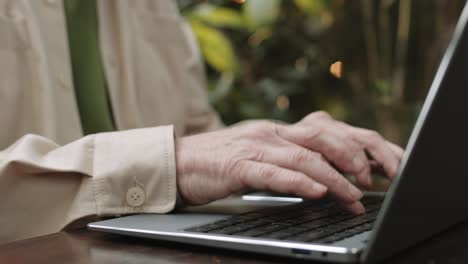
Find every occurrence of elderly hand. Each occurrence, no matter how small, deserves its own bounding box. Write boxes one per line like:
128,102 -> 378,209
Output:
175,111 -> 403,214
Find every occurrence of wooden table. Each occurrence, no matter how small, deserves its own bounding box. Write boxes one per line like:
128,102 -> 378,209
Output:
2,196 -> 468,264
2,219 -> 468,264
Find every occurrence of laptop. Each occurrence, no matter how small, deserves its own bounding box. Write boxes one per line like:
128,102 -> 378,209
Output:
88,3 -> 468,263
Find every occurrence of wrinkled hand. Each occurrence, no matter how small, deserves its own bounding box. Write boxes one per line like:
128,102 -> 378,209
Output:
175,111 -> 403,214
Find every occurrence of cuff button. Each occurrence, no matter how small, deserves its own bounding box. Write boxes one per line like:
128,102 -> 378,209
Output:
126,186 -> 146,207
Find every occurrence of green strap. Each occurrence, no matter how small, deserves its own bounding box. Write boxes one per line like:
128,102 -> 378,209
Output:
64,0 -> 115,135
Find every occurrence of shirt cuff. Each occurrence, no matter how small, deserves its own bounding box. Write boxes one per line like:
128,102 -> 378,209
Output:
91,125 -> 177,215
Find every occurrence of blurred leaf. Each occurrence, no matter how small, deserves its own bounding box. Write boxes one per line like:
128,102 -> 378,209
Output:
374,79 -> 392,104
375,79 -> 391,95
247,28 -> 273,47
257,78 -> 282,101
320,97 -> 347,120
190,21 -> 239,73
243,0 -> 281,29
209,72 -> 235,103
294,0 -> 326,15
177,0 -> 456,144
295,0 -> 334,34
239,101 -> 267,119
188,4 -> 245,29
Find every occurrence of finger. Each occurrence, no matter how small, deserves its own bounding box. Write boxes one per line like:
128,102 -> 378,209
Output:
341,125 -> 400,179
235,161 -> 328,200
329,127 -> 374,187
387,141 -> 404,160
277,124 -> 372,187
257,145 -> 364,204
338,201 -> 366,215
298,111 -> 333,126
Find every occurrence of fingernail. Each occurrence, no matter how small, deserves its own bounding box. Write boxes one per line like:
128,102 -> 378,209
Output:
314,183 -> 328,194
351,202 -> 366,215
348,184 -> 363,200
341,201 -> 365,215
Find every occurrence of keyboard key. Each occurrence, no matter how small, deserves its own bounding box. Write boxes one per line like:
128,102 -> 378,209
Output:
261,231 -> 293,240
210,225 -> 252,235
234,229 -> 268,237
242,224 -> 288,235
185,197 -> 383,243
186,223 -> 226,232
242,220 -> 271,228
288,230 -> 333,242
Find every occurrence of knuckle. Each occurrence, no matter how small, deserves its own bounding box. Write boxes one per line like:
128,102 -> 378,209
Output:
311,152 -> 325,162
259,120 -> 276,130
241,140 -> 265,161
333,145 -> 349,163
301,111 -> 331,124
321,165 -> 345,187
231,160 -> 250,187
253,148 -> 265,161
353,156 -> 367,173
284,173 -> 303,191
272,122 -> 285,137
300,126 -> 323,144
347,146 -> 364,167
260,166 -> 277,180
227,158 -> 247,175
291,149 -> 311,164
249,121 -> 277,138
223,158 -> 238,173
314,111 -> 332,120
310,127 -> 323,141
327,169 -> 342,187
322,140 -> 348,164
367,130 -> 383,142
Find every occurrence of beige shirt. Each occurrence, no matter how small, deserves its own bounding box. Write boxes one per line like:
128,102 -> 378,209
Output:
0,0 -> 222,243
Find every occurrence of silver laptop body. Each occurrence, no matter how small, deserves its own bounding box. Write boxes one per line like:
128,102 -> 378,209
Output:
88,3 -> 468,263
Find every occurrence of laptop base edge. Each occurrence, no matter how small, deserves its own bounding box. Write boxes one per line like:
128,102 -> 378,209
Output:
88,220 -> 361,263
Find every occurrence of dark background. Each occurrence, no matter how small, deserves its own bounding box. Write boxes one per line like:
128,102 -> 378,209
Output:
177,0 -> 464,146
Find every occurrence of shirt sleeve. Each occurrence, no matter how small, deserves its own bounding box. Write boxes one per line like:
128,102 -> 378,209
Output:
180,19 -> 225,135
0,125 -> 176,243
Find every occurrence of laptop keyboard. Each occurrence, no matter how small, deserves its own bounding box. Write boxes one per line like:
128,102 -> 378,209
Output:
185,196 -> 383,244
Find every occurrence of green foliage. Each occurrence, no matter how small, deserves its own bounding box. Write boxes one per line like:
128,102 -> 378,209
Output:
178,0 -> 465,144
188,4 -> 245,28
243,0 -> 281,29
294,0 -> 326,15
190,20 -> 239,73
